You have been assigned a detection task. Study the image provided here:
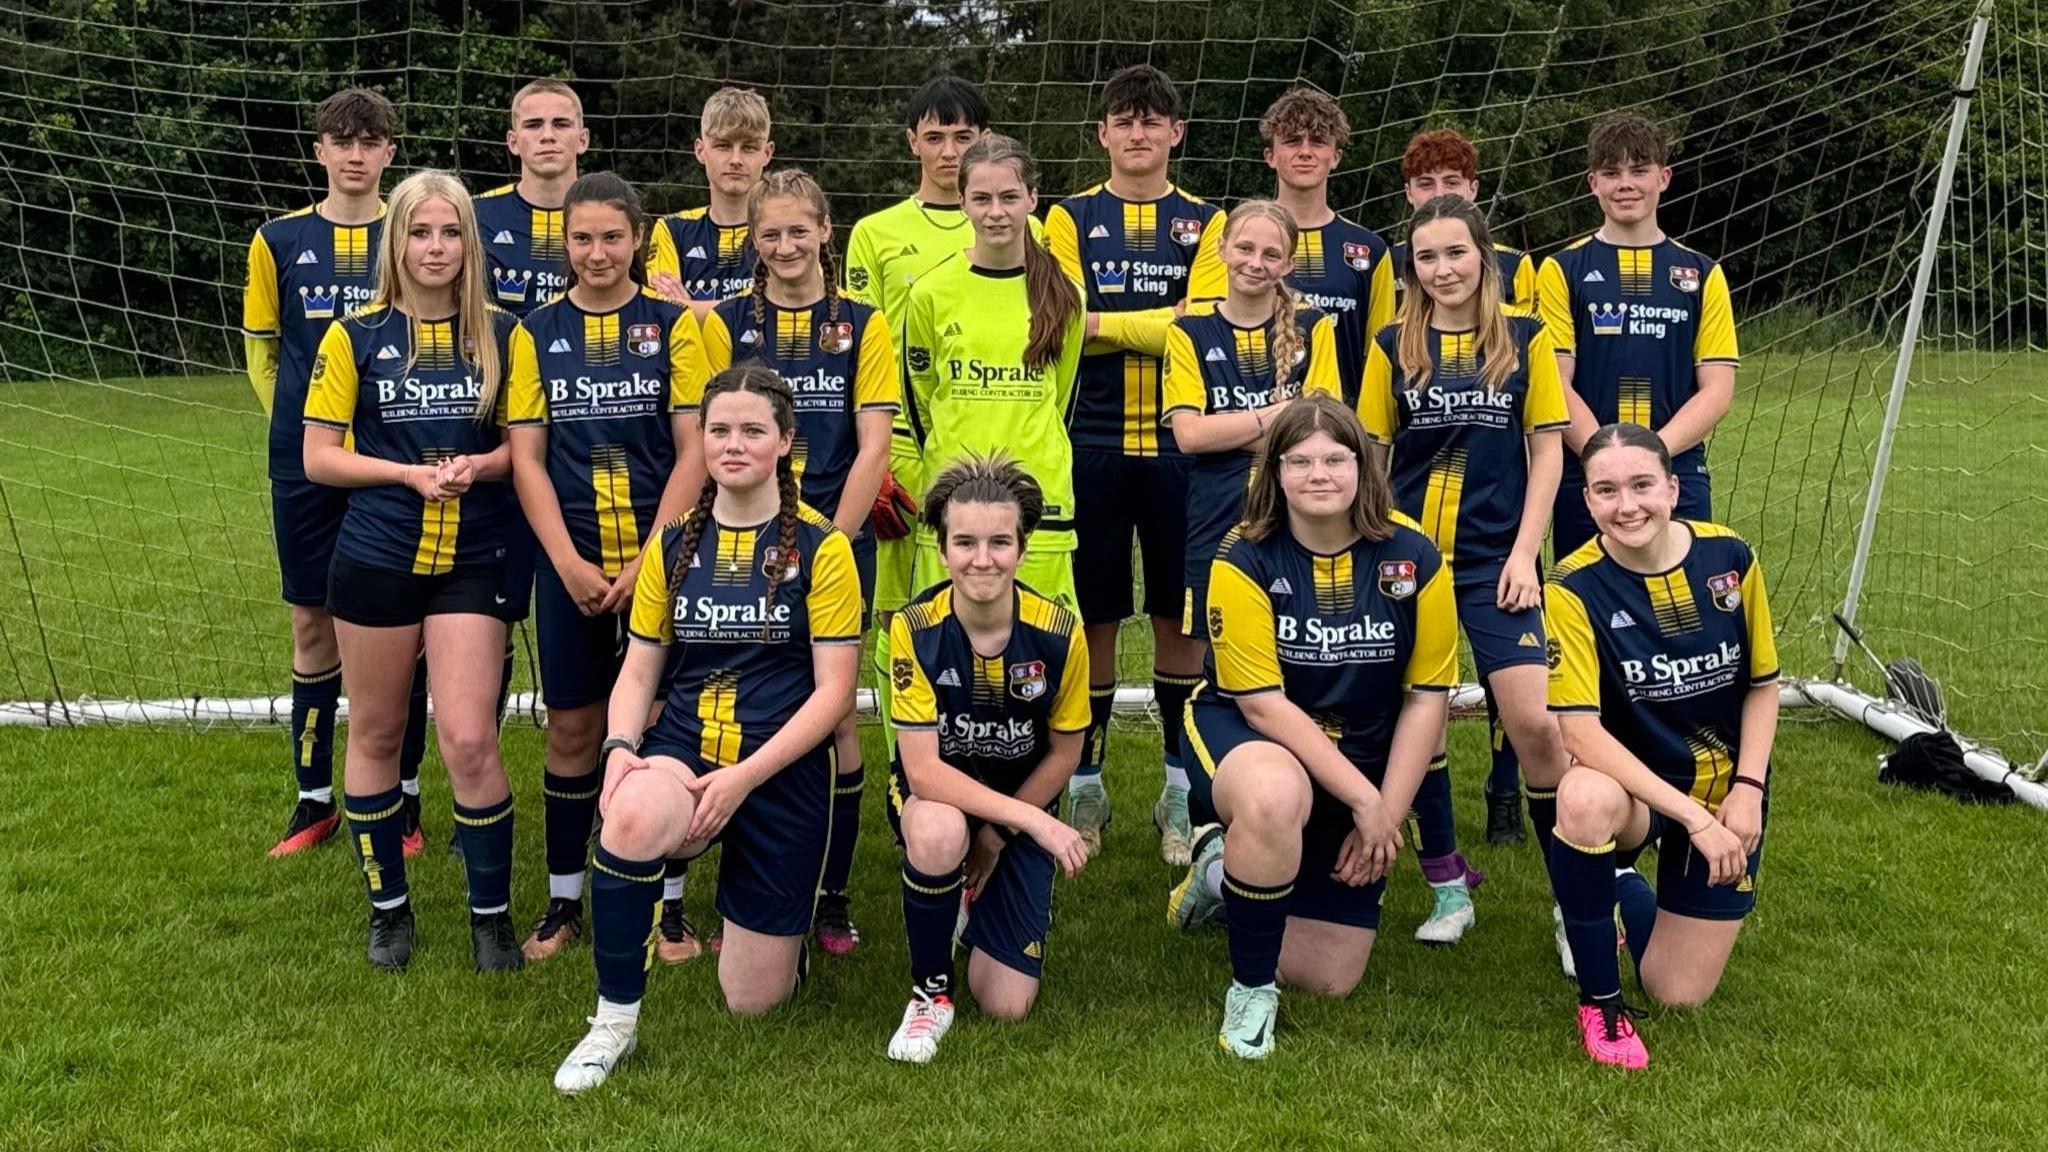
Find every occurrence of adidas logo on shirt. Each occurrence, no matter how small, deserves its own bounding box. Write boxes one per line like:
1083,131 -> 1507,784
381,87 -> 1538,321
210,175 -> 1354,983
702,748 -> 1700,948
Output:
1609,610 -> 1636,629
740,329 -> 761,345
1583,269 -> 1606,282
1268,576 -> 1294,595
935,668 -> 962,687
1087,224 -> 1110,239
491,230 -> 515,245
1518,632 -> 1542,648
685,246 -> 708,259
1204,347 -> 1228,362
942,321 -> 962,337
548,337 -> 573,353
295,250 -> 320,266
375,344 -> 400,360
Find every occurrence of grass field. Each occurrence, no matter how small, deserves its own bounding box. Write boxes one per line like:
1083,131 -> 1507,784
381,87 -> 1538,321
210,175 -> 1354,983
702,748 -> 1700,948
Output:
3,360 -> 2047,1147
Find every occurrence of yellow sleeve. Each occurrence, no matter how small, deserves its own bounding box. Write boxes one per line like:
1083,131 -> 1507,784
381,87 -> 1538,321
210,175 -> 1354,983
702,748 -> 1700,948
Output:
670,309 -> 710,411
1208,555 -> 1283,695
1043,204 -> 1084,284
887,612 -> 938,728
1544,581 -> 1600,712
1513,253 -> 1538,310
242,231 -> 280,337
1356,337 -> 1397,444
1302,314 -> 1340,399
1185,212 -> 1229,302
1742,555 -> 1779,683
1695,263 -> 1740,365
1092,309 -> 1174,356
1054,288 -> 1086,419
627,525 -> 676,643
1536,258 -> 1575,355
843,220 -> 879,306
1365,252 -> 1395,337
1051,624 -> 1092,732
1160,324 -> 1206,421
699,308 -> 734,377
647,218 -> 679,284
806,529 -> 864,643
855,310 -> 899,410
301,323 -> 357,428
245,335 -> 279,416
1403,559 -> 1459,691
506,323 -> 548,426
1523,326 -> 1570,431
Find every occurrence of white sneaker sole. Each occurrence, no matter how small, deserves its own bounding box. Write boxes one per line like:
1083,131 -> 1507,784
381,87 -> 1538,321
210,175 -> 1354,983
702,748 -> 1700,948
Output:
1414,903 -> 1475,945
554,1033 -> 636,1095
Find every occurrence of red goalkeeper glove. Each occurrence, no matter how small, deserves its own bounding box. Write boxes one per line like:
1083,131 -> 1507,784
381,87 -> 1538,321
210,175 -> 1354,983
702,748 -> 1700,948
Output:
870,471 -> 919,540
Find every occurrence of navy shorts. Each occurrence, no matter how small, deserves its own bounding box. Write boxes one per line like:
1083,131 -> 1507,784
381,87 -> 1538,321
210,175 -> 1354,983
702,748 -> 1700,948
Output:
533,558 -> 628,711
271,477 -> 349,607
1619,795 -> 1767,921
886,768 -> 1056,979
1554,464 -> 1711,559
1182,689 -> 1386,931
851,528 -> 877,633
1453,567 -> 1549,678
326,551 -> 510,628
638,730 -> 835,938
1073,450 -> 1189,625
498,512 -> 538,623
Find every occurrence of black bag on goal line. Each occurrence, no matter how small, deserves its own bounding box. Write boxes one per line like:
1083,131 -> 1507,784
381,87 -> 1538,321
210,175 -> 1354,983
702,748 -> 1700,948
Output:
1878,731 -> 2015,806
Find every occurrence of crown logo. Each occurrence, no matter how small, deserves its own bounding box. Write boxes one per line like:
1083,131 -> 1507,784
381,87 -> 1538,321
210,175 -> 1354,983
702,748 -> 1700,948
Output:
1589,301 -> 1626,336
492,267 -> 530,301
301,284 -> 338,319
1091,260 -> 1129,294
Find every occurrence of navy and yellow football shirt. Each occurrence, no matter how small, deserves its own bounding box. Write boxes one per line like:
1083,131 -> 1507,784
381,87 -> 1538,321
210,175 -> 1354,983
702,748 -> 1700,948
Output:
1200,517 -> 1458,769
648,207 -> 756,302
303,304 -> 517,574
507,289 -> 709,576
889,582 -> 1091,797
474,183 -> 568,316
1545,522 -> 1778,814
700,293 -> 899,520
1387,241 -> 1537,310
244,205 -> 386,480
628,504 -> 863,767
1357,314 -> 1569,573
1536,235 -> 1739,481
1284,216 -> 1395,406
1044,184 -> 1226,457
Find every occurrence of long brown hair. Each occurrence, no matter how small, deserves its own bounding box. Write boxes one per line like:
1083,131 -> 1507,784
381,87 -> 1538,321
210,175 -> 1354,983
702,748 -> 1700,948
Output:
667,363 -> 802,636
563,171 -> 650,290
1397,194 -> 1517,392
957,134 -> 1080,370
1221,200 -> 1304,391
921,452 -> 1046,543
744,168 -> 843,332
370,170 -> 501,421
1238,393 -> 1394,544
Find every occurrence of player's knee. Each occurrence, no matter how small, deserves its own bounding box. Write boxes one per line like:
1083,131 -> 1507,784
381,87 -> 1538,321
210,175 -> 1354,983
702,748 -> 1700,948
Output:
1225,757 -> 1311,835
436,724 -> 502,786
1641,968 -> 1720,1009
900,803 -> 969,873
976,985 -> 1037,1021
721,971 -> 793,1016
598,778 -> 680,858
290,609 -> 338,666
546,705 -> 604,766
1288,965 -> 1363,999
1555,768 -> 1628,843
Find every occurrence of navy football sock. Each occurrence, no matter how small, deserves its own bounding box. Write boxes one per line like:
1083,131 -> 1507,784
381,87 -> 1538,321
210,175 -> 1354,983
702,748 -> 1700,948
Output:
821,765 -> 864,899
591,845 -> 664,1006
1222,870 -> 1295,989
1409,754 -> 1456,858
1526,786 -> 1558,853
289,663 -> 341,799
1550,832 -> 1622,1001
902,862 -> 964,997
543,770 -> 600,896
1616,864 -> 1658,972
1082,686 -> 1115,775
344,786 -> 409,908
398,653 -> 428,792
1153,670 -> 1199,778
454,795 -> 515,914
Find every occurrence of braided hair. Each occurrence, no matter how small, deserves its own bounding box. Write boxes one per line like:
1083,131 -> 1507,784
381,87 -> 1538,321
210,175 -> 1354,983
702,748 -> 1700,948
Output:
1220,200 -> 1304,397
665,362 -> 802,638
745,168 -> 842,333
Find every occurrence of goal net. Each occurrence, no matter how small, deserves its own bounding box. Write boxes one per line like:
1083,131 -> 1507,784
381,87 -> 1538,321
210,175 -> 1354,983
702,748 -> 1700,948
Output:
2,0 -> 2042,765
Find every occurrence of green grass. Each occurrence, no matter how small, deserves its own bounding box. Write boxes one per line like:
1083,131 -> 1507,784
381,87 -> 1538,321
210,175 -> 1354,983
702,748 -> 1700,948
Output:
3,720 -> 2045,1150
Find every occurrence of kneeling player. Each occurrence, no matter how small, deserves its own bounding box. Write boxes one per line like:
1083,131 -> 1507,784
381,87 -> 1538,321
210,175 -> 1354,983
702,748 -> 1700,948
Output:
552,365 -> 861,1095
1168,395 -> 1457,1059
1544,422 -> 1778,1069
884,454 -> 1092,1064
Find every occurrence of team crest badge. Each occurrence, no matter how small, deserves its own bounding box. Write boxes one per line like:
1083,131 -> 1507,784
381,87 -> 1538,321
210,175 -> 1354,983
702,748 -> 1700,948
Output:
761,545 -> 803,582
310,351 -> 328,383
1343,242 -> 1372,271
848,267 -> 870,293
892,657 -> 913,693
907,346 -> 932,372
1707,570 -> 1742,611
1670,266 -> 1701,293
1170,217 -> 1203,246
1545,637 -> 1562,670
1378,560 -> 1417,599
1008,660 -> 1047,701
1207,605 -> 1225,640
818,321 -> 854,355
627,323 -> 662,357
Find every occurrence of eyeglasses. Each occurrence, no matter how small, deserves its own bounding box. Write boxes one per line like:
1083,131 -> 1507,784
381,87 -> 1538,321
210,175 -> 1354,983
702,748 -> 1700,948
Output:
1278,451 -> 1358,475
